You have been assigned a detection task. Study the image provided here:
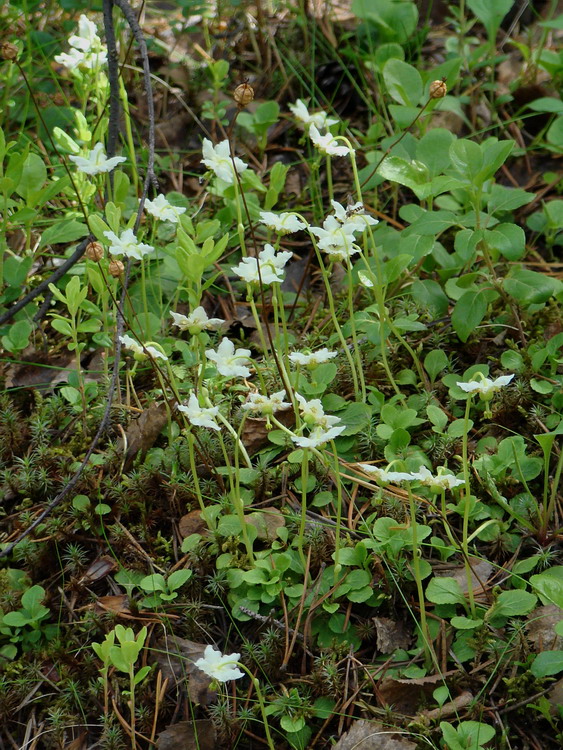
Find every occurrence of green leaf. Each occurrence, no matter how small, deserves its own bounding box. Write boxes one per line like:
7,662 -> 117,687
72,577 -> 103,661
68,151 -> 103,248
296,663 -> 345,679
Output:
487,589 -> 537,620
530,651 -> 563,678
16,152 -> 47,205
503,268 -> 561,305
424,349 -> 448,381
167,569 -> 192,591
40,219 -> 87,249
530,567 -> 563,608
426,576 -> 466,605
140,574 -> 167,593
449,139 -> 483,179
383,58 -> 423,106
487,184 -> 534,213
451,288 -> 490,342
467,0 -> 515,38
377,156 -> 429,192
339,402 -> 372,436
485,224 -> 526,261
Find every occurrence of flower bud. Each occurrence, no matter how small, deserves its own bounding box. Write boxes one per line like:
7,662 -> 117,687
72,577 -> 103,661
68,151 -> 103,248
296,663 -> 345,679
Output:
233,83 -> 254,108
85,241 -> 104,262
1,42 -> 19,61
429,79 -> 447,99
108,259 -> 124,277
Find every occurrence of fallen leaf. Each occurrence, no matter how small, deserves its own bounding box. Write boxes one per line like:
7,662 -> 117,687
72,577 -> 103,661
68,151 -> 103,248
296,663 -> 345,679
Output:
77,555 -> 118,586
178,510 -> 208,538
94,595 -> 131,616
373,617 -> 412,654
548,677 -> 563,715
333,720 -> 417,749
434,560 -> 492,596
241,409 -> 294,454
151,635 -> 216,705
419,690 -> 473,721
526,605 -> 563,652
5,350 -> 76,390
157,720 -> 217,750
246,507 -> 285,541
119,402 -> 169,469
379,672 -> 457,715
64,733 -> 87,750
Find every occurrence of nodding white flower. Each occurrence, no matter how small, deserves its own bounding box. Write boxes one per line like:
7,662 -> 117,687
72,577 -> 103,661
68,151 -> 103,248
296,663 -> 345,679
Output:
357,464 -> 417,484
178,393 -> 220,431
288,99 -> 339,131
259,211 -> 307,235
241,390 -> 291,415
69,142 -> 126,175
289,348 -> 337,368
231,244 -> 292,285
456,374 -> 514,398
309,215 -> 360,258
309,124 -> 351,157
104,228 -> 154,261
201,139 -> 247,184
194,645 -> 244,682
144,194 -> 186,223
358,271 -> 374,288
291,424 -> 345,449
295,393 -> 341,430
205,337 -> 252,378
55,14 -> 107,71
170,307 -> 224,335
410,465 -> 465,491
119,334 -> 167,361
330,200 -> 378,231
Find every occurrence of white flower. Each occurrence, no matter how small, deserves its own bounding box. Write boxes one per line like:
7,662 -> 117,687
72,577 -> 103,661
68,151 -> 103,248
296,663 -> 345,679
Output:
201,139 -> 247,184
104,228 -> 154,261
310,215 -> 360,260
241,390 -> 291,415
55,14 -> 107,71
295,393 -> 341,430
330,200 -> 378,231
291,425 -> 345,449
69,142 -> 126,175
205,337 -> 252,378
456,374 -> 514,397
177,393 -> 220,431
119,334 -> 167,361
144,194 -> 186,223
309,124 -> 351,157
358,271 -> 374,288
231,244 -> 292,285
289,348 -> 337,368
288,99 -> 339,131
194,645 -> 244,682
357,464 -> 417,483
259,211 -> 307,234
410,465 -> 465,491
170,307 -> 224,334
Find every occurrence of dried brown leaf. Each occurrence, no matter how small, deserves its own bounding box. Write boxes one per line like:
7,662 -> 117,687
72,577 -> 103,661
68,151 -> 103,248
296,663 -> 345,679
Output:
157,720 -> 217,750
526,605 -> 563,652
246,507 -> 285,541
151,636 -> 216,705
77,555 -> 118,586
95,595 -> 131,616
119,402 -> 169,469
333,720 -> 417,749
373,617 -> 412,654
435,560 -> 492,596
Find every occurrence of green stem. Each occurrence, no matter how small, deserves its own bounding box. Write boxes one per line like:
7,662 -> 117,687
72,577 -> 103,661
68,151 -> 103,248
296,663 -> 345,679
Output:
236,664 -> 275,750
298,450 -> 309,571
407,487 -> 432,667
461,396 -> 476,617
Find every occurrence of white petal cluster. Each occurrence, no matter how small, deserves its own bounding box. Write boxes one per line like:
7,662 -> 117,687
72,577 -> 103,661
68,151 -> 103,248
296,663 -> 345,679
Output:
290,393 -> 345,449
289,348 -> 337,368
69,142 -> 126,176
119,334 -> 167,361
231,244 -> 292,285
201,139 -> 247,184
456,374 -> 514,397
195,645 -> 244,682
291,425 -> 345,449
178,393 -> 220,431
241,390 -> 291,415
144,194 -> 186,223
357,464 -> 417,484
170,307 -> 224,335
104,229 -> 154,261
309,124 -> 351,157
205,338 -> 252,378
259,211 -> 307,235
309,200 -> 377,261
288,99 -> 339,131
410,465 -> 465,491
54,14 -> 108,71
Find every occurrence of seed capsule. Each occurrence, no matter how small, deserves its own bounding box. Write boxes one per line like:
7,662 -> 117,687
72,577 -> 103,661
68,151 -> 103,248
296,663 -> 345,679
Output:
0,42 -> 19,61
108,259 -> 124,277
85,241 -> 104,262
429,79 -> 447,99
233,83 -> 254,108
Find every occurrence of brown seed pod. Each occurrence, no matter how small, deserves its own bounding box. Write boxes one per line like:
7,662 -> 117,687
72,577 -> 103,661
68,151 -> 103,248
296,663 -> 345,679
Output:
108,259 -> 124,277
0,42 -> 19,61
85,241 -> 104,262
233,83 -> 254,108
429,79 -> 447,99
